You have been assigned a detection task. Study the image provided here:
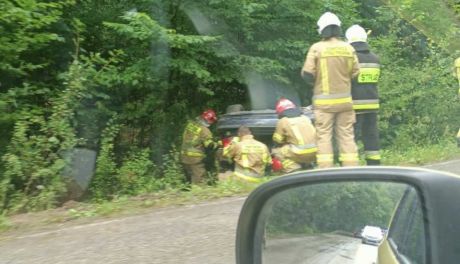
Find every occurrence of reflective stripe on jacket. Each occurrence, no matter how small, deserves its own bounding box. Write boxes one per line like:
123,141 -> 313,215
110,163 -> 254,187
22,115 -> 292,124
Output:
273,115 -> 317,152
181,120 -> 212,161
223,135 -> 271,178
350,42 -> 381,112
302,38 -> 360,111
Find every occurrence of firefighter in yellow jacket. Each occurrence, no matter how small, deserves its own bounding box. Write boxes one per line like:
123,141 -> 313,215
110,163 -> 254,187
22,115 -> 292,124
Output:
222,126 -> 271,182
301,12 -> 360,168
455,57 -> 460,147
271,98 -> 317,173
181,109 -> 218,185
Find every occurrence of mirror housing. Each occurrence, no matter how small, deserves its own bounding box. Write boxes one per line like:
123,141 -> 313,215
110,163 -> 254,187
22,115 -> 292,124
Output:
235,167 -> 460,264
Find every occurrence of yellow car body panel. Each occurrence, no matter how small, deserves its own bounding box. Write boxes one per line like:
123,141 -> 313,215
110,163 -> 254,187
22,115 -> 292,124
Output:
378,239 -> 399,264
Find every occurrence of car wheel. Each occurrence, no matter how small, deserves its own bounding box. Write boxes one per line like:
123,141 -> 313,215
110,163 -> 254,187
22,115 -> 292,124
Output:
226,104 -> 244,114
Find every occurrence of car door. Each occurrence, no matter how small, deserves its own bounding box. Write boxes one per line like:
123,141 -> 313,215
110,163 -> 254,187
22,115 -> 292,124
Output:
378,187 -> 426,264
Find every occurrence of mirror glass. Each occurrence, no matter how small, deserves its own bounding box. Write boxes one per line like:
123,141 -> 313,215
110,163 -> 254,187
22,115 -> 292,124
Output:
258,181 -> 425,264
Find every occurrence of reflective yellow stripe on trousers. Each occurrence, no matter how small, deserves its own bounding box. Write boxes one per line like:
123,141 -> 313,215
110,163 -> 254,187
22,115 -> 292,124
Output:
317,154 -> 334,163
182,151 -> 205,157
234,171 -> 262,183
282,159 -> 296,169
291,144 -> 317,155
365,151 -> 381,160
340,153 -> 359,162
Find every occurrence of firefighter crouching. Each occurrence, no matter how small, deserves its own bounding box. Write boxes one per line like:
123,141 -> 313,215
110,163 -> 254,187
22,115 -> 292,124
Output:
346,25 -> 382,165
181,109 -> 218,185
301,12 -> 360,168
221,126 -> 271,183
271,98 -> 317,173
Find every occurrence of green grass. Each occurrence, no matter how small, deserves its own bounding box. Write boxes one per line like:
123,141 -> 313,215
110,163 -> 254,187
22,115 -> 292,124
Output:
65,180 -> 258,221
0,215 -> 12,232
382,140 -> 460,166
0,180 -> 259,233
1,141 -> 459,234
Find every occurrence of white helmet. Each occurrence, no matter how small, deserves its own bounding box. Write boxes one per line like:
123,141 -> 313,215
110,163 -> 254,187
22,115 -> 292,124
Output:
345,25 -> 368,43
317,12 -> 341,34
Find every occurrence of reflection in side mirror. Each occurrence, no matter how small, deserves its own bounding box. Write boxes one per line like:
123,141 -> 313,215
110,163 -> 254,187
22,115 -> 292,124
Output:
257,182 -> 413,264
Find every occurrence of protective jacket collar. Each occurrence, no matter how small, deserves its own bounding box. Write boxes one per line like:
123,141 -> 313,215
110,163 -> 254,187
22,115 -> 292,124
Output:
351,42 -> 370,53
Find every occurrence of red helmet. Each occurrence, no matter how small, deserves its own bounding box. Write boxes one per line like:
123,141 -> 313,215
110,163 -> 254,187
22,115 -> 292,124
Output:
272,157 -> 283,172
201,109 -> 217,124
275,98 -> 296,114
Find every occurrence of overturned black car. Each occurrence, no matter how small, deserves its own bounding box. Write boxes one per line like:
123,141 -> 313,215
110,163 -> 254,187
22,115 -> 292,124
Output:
215,73 -> 314,146
216,105 -> 314,146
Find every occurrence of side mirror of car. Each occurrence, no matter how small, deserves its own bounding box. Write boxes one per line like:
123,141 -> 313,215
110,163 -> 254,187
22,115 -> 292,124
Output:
235,167 -> 460,264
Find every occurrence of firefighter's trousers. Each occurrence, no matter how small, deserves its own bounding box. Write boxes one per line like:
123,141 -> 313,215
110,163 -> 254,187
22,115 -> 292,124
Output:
217,168 -> 263,183
272,145 -> 316,173
182,159 -> 206,185
355,112 -> 381,165
314,109 -> 359,168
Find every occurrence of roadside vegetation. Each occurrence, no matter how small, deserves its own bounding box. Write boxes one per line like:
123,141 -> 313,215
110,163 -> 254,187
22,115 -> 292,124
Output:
0,0 -> 459,221
1,142 -> 458,234
382,140 -> 460,166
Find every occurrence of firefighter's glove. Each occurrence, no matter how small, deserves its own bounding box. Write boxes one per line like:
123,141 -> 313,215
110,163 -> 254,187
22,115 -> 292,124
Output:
211,141 -> 220,150
205,141 -> 219,151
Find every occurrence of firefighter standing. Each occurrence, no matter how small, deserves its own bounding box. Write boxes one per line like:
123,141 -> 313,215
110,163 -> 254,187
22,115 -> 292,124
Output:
271,98 -> 317,173
301,12 -> 360,168
222,126 -> 271,182
345,25 -> 382,165
455,57 -> 460,147
181,109 -> 218,185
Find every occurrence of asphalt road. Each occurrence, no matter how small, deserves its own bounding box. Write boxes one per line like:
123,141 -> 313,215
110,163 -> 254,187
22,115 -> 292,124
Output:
424,159 -> 460,173
264,234 -> 378,264
0,160 -> 458,264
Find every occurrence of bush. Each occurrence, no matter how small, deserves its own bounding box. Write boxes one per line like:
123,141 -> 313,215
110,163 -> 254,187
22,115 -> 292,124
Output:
0,61 -> 88,213
159,147 -> 187,190
371,21 -> 460,147
88,118 -> 120,201
118,149 -> 160,195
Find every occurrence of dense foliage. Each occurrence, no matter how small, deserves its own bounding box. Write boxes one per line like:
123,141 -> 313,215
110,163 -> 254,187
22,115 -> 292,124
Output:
0,0 -> 459,213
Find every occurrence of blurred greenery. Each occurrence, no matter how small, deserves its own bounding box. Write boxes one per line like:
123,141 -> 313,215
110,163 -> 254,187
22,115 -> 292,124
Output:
266,182 -> 406,237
